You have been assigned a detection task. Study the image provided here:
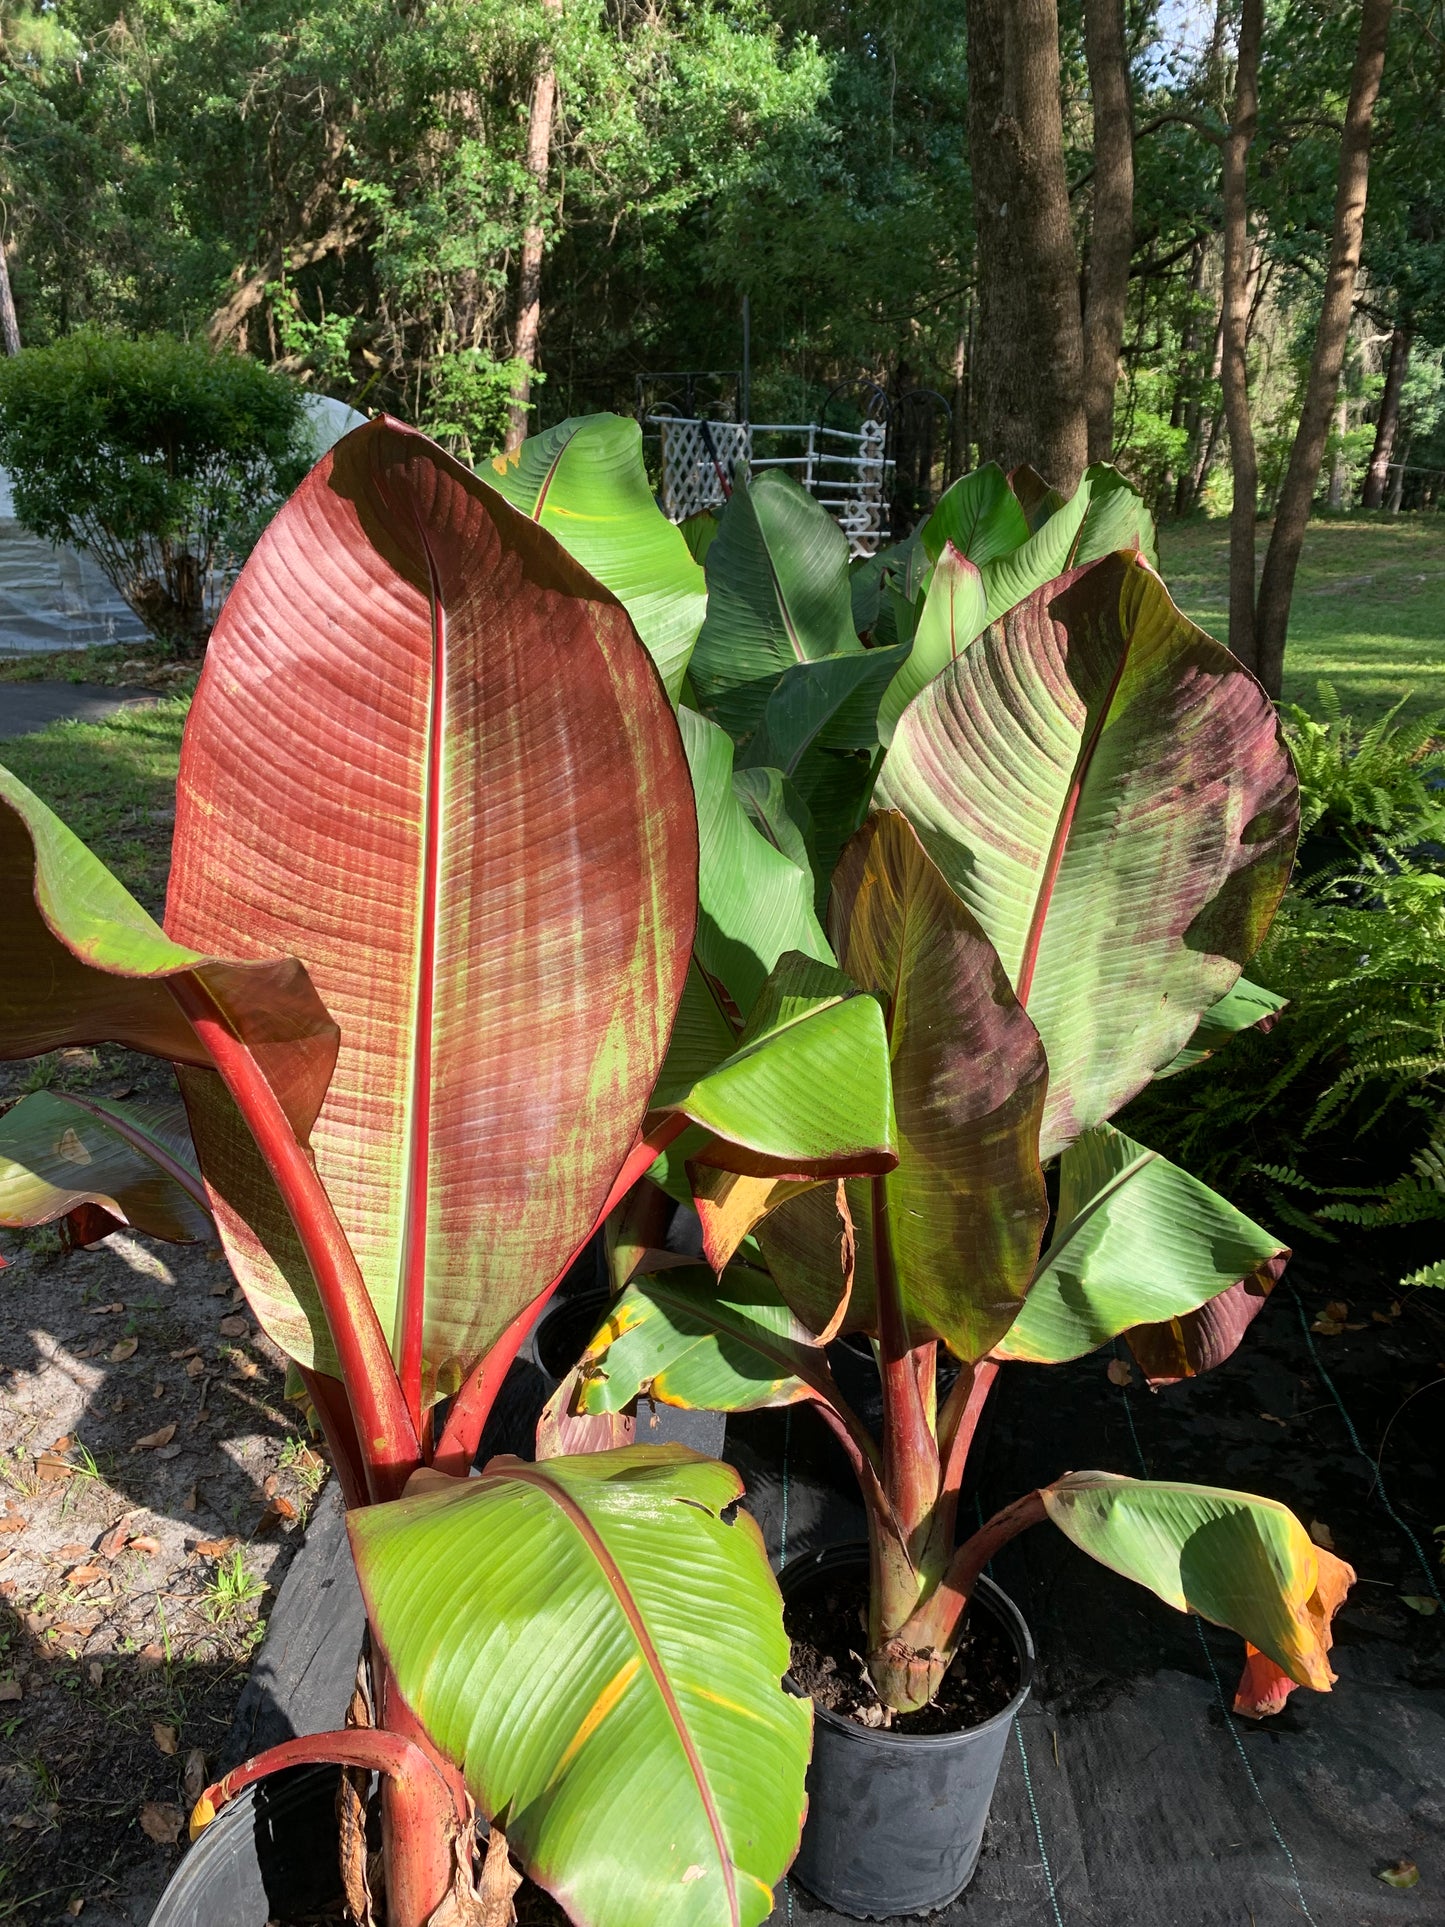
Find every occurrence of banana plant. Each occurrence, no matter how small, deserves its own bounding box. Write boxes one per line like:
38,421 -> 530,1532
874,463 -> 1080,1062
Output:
575,547 -> 1356,1727
685,455 -> 1159,894
0,419 -> 912,1927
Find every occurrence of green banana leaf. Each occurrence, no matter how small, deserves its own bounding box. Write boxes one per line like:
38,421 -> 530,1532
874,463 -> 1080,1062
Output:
350,1449 -> 810,1927
0,766 -> 338,1137
0,1089 -> 212,1246
876,543 -> 988,747
680,706 -> 832,1015
1040,1471 -> 1353,1693
730,767 -> 815,879
689,469 -> 860,742
877,551 -> 1299,1160
761,812 -> 1048,1360
1153,977 -> 1287,1079
575,1267 -> 833,1414
920,462 -> 1030,568
993,1123 -> 1287,1365
483,414 -> 707,704
650,952 -> 896,1179
977,463 -> 1156,623
168,419 -> 697,1394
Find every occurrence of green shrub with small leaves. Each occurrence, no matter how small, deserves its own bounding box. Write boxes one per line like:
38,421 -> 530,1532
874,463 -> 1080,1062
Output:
0,331 -> 311,654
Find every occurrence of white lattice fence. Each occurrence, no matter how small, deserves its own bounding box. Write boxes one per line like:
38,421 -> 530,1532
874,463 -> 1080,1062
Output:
652,416 -> 892,556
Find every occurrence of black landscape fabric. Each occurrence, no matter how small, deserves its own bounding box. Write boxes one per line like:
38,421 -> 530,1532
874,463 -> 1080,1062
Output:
731,1250 -> 1443,1927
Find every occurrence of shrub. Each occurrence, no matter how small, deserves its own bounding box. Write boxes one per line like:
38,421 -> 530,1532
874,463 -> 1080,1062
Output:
0,330 -> 311,654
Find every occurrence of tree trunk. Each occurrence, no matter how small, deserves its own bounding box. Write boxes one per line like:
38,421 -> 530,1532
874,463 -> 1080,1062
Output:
1254,0 -> 1393,695
0,245 -> 20,357
1363,321 -> 1410,508
948,322 -> 969,482
1327,378 -> 1349,508
1387,435 -> 1408,510
1082,0 -> 1134,464
505,0 -> 562,453
1220,0 -> 1263,675
965,0 -> 1087,490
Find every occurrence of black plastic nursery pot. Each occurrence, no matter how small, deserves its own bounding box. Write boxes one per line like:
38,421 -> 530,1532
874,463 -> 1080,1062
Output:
780,1544 -> 1034,1920
149,1764 -> 346,1926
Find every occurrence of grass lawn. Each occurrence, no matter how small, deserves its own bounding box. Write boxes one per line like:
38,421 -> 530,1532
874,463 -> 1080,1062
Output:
1158,511 -> 1445,721
0,695 -> 189,916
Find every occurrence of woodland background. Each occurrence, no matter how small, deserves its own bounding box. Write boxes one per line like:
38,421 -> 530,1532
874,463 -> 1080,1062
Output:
0,0 -> 1443,680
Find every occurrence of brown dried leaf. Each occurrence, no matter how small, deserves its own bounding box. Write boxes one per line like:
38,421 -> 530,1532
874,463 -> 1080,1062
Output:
129,1535 -> 163,1557
87,1661 -> 103,1687
1308,1520 -> 1336,1550
35,1453 -> 73,1482
1106,1358 -> 1134,1386
131,1424 -> 176,1453
193,1537 -> 238,1560
0,1680 -> 21,1702
87,1304 -> 124,1316
65,1898 -> 83,1917
136,1643 -> 165,1671
169,1345 -> 200,1360
182,1747 -> 207,1806
208,1282 -> 231,1297
229,1354 -> 260,1380
108,1338 -> 138,1363
478,1823 -> 523,1927
184,1357 -> 205,1380
138,1801 -> 183,1845
98,1513 -> 139,1559
217,1316 -> 248,1339
152,1723 -> 178,1756
182,1486 -> 199,1513
65,1566 -> 103,1587
0,1512 -> 26,1534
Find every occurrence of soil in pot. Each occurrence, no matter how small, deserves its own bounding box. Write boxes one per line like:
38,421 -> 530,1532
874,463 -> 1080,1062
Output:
785,1564 -> 1019,1734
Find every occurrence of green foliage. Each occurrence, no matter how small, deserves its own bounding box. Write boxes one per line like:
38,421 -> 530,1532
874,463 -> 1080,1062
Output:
0,332 -> 309,652
1123,849 -> 1445,1262
1284,682 -> 1445,847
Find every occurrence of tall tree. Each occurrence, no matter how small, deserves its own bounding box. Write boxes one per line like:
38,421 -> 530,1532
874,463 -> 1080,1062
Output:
1221,0 -> 1263,674
965,0 -> 1087,488
1081,0 -> 1134,464
506,0 -> 563,453
1363,320 -> 1411,507
1254,0 -> 1393,695
0,247 -> 18,357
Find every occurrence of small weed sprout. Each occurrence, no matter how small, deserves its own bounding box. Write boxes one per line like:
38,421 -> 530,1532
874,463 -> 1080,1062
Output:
205,1550 -> 264,1625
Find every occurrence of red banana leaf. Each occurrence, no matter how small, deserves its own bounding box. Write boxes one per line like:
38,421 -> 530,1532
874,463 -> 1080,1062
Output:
165,418 -> 697,1413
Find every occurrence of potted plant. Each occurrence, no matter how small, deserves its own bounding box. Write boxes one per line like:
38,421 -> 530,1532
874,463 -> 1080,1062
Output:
0,417 -> 912,1926
574,548 -> 1356,1918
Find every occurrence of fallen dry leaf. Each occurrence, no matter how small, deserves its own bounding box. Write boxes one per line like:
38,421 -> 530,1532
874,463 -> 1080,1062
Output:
183,1486 -> 199,1513
1106,1358 -> 1134,1386
88,1303 -> 124,1316
208,1282 -> 231,1298
254,1499 -> 296,1537
152,1723 -> 178,1756
263,1473 -> 278,1498
0,1513 -> 26,1535
54,1542 -> 89,1562
98,1516 -> 138,1559
35,1453 -> 73,1482
108,1337 -> 138,1363
193,1537 -> 237,1560
169,1345 -> 200,1360
66,1899 -> 83,1917
1378,1859 -> 1420,1889
1308,1520 -> 1336,1550
138,1802 -> 183,1845
136,1643 -> 165,1670
185,1357 -> 205,1380
65,1566 -> 104,1588
182,1747 -> 207,1806
230,1354 -> 260,1380
87,1661 -> 102,1687
217,1315 -> 248,1339
1310,1315 -> 1345,1336
0,1680 -> 21,1702
1259,1412 -> 1288,1428
129,1535 -> 163,1556
131,1424 -> 177,1453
